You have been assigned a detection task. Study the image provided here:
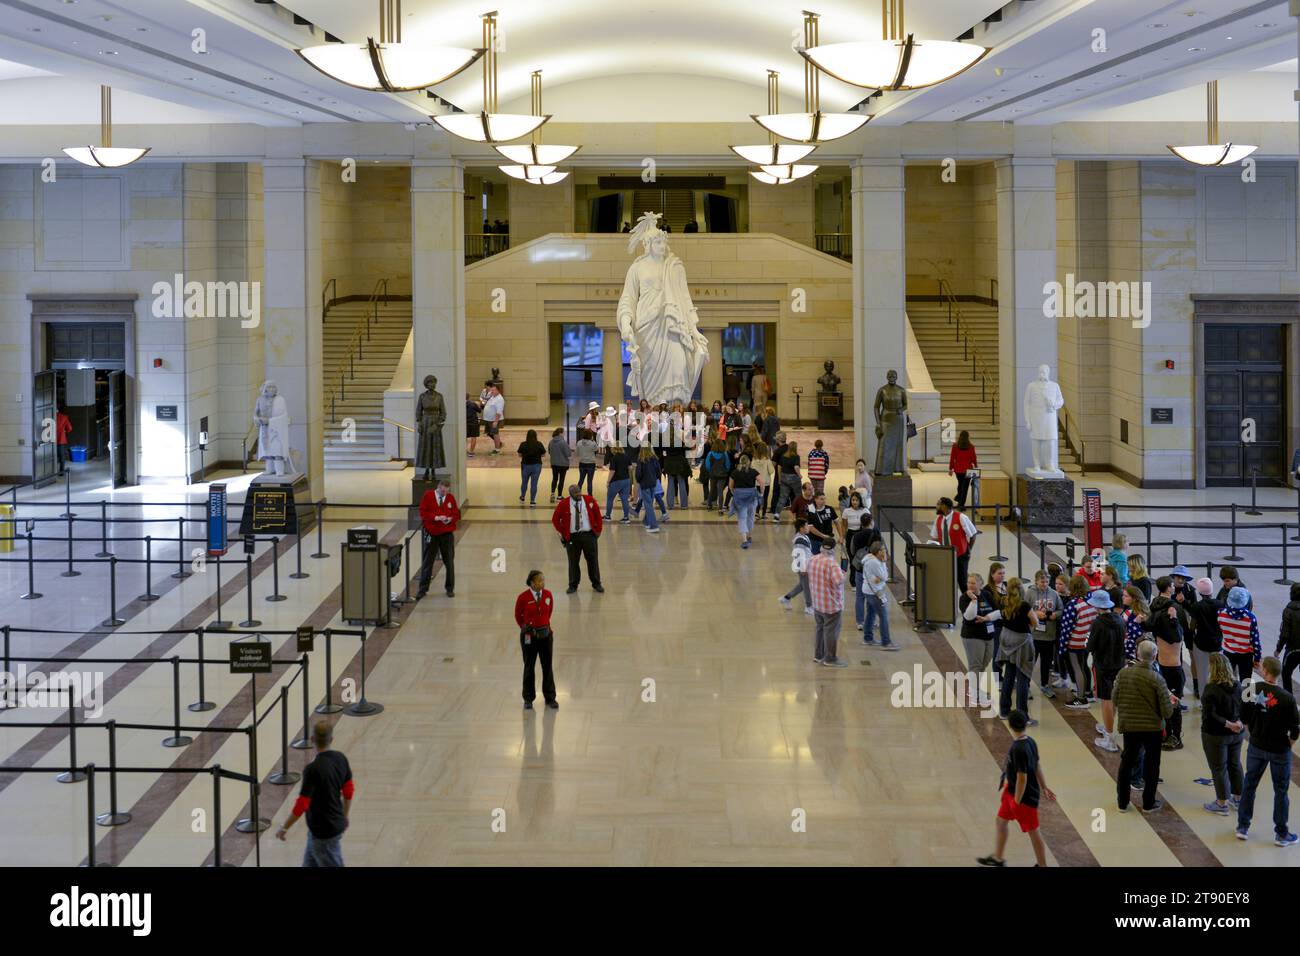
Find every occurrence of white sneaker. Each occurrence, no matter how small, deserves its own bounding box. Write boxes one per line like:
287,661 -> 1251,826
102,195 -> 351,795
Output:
1095,735 -> 1120,753
803,607 -> 814,616
646,527 -> 660,534
779,596 -> 792,609
978,694 -> 993,708
1095,722 -> 1106,736
856,622 -> 864,631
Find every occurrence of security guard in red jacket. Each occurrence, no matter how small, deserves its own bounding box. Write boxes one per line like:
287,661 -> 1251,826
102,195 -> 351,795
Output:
513,570 -> 557,710
416,478 -> 460,598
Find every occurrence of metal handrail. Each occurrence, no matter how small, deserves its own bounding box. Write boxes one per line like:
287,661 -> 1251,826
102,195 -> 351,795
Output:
937,278 -> 997,425
324,278 -> 389,424
382,417 -> 415,432
912,417 -> 946,464
321,277 -> 338,319
241,421 -> 257,472
1058,408 -> 1087,477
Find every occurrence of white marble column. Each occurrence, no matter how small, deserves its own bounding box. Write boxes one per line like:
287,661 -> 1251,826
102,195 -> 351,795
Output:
261,157 -> 323,499
851,158 -> 907,467
702,328 -> 725,405
411,159 -> 467,500
600,327 -> 623,410
995,156 -> 1058,477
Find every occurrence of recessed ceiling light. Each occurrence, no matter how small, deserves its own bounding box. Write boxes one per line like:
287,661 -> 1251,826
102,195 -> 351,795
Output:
1150,22 -> 1167,28
1225,36 -> 1233,40
1112,73 -> 1126,78
27,26 -> 40,31
1187,47 -> 1205,52
98,50 -> 118,55
136,27 -> 148,32
1256,22 -> 1277,28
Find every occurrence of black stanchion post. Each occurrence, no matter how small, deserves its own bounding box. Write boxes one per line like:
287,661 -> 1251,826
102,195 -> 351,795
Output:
1224,503 -> 1243,562
95,500 -> 111,557
266,536 -> 286,602
2,624 -> 8,674
345,630 -> 384,716
172,516 -> 192,579
1276,524 -> 1294,586
189,626 -> 215,712
209,556 -> 232,631
208,766 -> 228,867
991,504 -> 1007,561
292,654 -> 311,749
96,720 -> 131,826
139,535 -> 159,601
1247,469 -> 1262,516
268,686 -> 301,785
311,501 -> 329,559
1172,540 -> 1179,571
1039,539 -> 1046,572
57,702 -> 86,783
1145,522 -> 1152,568
61,514 -> 79,578
888,520 -> 896,583
101,555 -> 125,627
1110,502 -> 1118,539
236,720 -> 270,833
291,509 -> 309,579
162,656 -> 193,748
240,554 -> 262,628
61,468 -> 74,519
21,531 -> 41,600
316,629 -> 341,715
1294,484 -> 1300,541
83,764 -> 96,867
1015,509 -> 1024,581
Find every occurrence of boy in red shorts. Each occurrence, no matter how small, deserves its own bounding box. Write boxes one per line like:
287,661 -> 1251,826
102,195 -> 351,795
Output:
978,709 -> 1055,867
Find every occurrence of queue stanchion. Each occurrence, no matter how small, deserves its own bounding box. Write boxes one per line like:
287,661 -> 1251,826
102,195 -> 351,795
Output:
393,533 -> 414,606
1293,483 -> 1300,541
887,519 -> 897,584
268,685 -> 301,785
266,536 -> 286,602
139,535 -> 159,601
57,703 -> 86,783
96,720 -> 131,826
240,555 -> 262,628
209,556 -> 232,631
189,626 -> 215,712
236,719 -> 270,834
61,514 -> 79,578
311,501 -> 329,559
172,517 -> 193,579
1276,524 -> 1294,586
991,504 -> 1007,561
291,509 -> 309,579
344,630 -> 384,716
83,764 -> 97,868
315,628 -> 341,715
101,555 -> 125,627
1224,503 -> 1243,562
162,656 -> 193,748
2,624 -> 8,675
1144,522 -> 1152,568
208,765 -> 230,867
61,469 -> 75,519
1246,469 -> 1262,516
1171,540 -> 1179,572
1013,507 -> 1023,581
292,654 -> 311,749
95,500 -> 112,557
1038,539 -> 1046,572
21,532 -> 41,600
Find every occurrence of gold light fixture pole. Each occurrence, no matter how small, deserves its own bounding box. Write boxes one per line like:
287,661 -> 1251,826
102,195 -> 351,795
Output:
100,85 -> 112,148
1206,80 -> 1218,144
62,85 -> 150,167
804,11 -> 820,115
482,11 -> 498,115
767,69 -> 779,145
1166,80 -> 1257,166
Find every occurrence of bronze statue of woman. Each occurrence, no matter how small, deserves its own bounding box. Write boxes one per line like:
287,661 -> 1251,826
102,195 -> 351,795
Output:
416,375 -> 447,479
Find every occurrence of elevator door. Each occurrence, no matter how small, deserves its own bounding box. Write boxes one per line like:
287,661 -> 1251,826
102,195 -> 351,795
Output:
1203,324 -> 1285,486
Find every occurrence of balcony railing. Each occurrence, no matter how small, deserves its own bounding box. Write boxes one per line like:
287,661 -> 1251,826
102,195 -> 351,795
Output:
815,232 -> 851,261
466,233 -> 510,262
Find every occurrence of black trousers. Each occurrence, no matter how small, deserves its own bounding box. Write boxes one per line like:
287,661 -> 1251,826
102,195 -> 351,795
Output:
1226,651 -> 1255,684
566,531 -> 601,589
1159,663 -> 1184,740
955,552 -> 970,593
1118,729 -> 1164,810
521,631 -> 556,704
1283,649 -> 1300,694
417,532 -> 454,594
549,466 -> 568,496
1033,637 -> 1055,686
954,471 -> 971,509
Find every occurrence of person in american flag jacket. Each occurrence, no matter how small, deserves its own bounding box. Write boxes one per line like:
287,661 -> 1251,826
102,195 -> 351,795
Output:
1218,586 -> 1262,684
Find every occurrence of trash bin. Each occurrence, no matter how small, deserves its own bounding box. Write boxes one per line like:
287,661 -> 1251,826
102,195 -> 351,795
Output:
69,445 -> 88,462
0,504 -> 14,553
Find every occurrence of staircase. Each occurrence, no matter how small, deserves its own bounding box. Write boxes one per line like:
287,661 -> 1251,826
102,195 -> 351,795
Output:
631,188 -> 697,232
322,298 -> 412,470
908,298 -> 1081,475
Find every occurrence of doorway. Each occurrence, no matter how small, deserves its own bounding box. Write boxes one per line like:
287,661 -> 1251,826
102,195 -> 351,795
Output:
1203,323 -> 1286,486
549,323 -> 603,426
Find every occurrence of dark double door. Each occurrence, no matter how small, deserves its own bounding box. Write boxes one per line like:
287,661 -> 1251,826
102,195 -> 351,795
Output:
1203,324 -> 1285,486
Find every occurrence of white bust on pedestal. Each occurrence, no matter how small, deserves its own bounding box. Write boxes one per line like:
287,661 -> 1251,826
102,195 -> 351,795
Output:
1023,364 -> 1065,479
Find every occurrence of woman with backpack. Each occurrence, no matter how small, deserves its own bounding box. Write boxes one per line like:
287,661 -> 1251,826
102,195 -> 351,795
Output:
996,578 -> 1040,723
703,439 -> 731,511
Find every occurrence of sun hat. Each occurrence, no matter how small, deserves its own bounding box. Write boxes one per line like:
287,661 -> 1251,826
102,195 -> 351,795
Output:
1170,565 -> 1192,579
1195,577 -> 1213,597
1226,586 -> 1250,610
1087,590 -> 1114,609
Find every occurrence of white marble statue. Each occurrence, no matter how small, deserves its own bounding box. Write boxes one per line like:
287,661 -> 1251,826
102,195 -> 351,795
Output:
254,380 -> 296,477
1023,364 -> 1065,479
616,212 -> 709,407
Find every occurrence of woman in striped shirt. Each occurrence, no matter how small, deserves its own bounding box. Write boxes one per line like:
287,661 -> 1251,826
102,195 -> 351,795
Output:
1218,586 -> 1261,684
1058,575 -> 1098,708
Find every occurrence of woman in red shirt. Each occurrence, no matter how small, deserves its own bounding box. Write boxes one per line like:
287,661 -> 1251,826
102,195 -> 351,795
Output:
513,569 -> 558,711
948,430 -> 978,510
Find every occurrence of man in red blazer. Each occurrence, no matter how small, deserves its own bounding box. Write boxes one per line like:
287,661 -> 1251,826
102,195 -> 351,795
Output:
416,478 -> 459,599
551,483 -> 604,594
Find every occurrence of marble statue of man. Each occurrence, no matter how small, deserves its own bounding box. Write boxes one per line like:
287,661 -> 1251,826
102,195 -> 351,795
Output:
254,380 -> 295,476
415,374 -> 447,480
616,212 -> 709,407
1023,363 -> 1065,478
873,369 -> 908,476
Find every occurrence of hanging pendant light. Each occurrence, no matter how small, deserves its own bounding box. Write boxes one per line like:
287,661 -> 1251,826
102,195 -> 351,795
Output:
62,86 -> 150,168
493,71 -> 579,185
433,13 -> 549,143
731,71 -> 817,165
296,0 -> 481,92
1167,81 -> 1258,166
752,12 -> 870,144
801,0 -> 989,92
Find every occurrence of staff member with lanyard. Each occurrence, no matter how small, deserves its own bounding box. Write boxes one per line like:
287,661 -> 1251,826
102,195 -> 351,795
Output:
415,478 -> 459,599
551,483 -> 604,594
514,570 -> 559,711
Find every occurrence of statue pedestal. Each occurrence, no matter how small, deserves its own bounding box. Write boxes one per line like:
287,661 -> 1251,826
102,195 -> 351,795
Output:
1016,474 -> 1075,534
816,392 -> 843,430
871,474 -> 913,530
239,473 -> 311,536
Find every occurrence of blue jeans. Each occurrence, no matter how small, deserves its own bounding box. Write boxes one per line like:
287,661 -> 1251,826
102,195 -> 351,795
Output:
634,486 -> 667,516
520,463 -> 542,502
998,660 -> 1028,717
605,478 -> 631,518
302,831 -> 345,867
668,474 -> 690,509
639,488 -> 659,529
578,462 -> 596,495
733,487 -> 757,536
1238,743 -> 1292,837
864,593 -> 891,646
855,574 -> 867,625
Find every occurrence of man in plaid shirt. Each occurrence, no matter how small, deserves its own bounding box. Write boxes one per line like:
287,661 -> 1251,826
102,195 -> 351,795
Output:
809,549 -> 847,667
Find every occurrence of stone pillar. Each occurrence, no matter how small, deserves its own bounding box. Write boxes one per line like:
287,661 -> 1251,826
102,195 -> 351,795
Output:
411,159 -> 467,501
851,158 -> 907,468
601,327 -> 623,410
995,156 -> 1058,478
702,327 -> 725,404
261,157 -> 323,499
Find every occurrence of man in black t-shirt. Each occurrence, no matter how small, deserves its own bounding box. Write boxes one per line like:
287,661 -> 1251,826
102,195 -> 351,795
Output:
977,710 -> 1055,867
807,493 -> 838,556
276,721 -> 354,866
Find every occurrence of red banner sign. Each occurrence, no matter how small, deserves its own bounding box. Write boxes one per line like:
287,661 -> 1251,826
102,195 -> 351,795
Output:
1083,487 -> 1103,555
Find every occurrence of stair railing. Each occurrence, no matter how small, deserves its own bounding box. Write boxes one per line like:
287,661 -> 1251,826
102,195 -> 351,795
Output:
1058,408 -> 1087,477
382,417 -> 416,462
321,277 -> 338,320
911,418 -> 946,465
324,278 -> 390,424
937,278 -> 998,425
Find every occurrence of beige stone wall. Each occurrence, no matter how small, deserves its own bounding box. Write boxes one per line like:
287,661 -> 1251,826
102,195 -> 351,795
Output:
508,177 -> 575,245
319,162 -> 411,299
905,161 -> 997,299
214,163 -> 264,465
747,177 -> 814,247
464,233 -> 852,423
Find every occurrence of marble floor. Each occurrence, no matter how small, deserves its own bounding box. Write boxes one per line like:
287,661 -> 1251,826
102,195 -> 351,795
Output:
1,461 -> 1299,866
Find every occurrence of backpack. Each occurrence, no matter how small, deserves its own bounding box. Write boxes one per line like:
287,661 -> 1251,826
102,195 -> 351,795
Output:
709,453 -> 730,478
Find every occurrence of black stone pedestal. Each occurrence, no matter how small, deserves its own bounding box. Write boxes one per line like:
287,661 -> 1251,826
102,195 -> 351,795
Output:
816,392 -> 843,430
1016,474 -> 1075,533
871,474 -> 914,530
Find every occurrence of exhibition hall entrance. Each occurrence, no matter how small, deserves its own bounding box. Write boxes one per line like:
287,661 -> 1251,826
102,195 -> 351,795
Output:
550,323 -> 604,425
1203,323 -> 1287,487
722,323 -> 775,409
